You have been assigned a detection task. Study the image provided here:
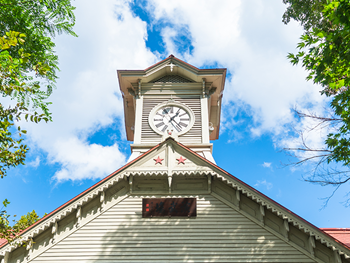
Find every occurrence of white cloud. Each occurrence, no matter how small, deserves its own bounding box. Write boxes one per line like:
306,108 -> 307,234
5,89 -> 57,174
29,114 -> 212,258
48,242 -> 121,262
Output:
28,156 -> 40,168
20,0 -> 158,182
255,180 -> 273,190
262,162 -> 272,168
278,103 -> 335,163
51,138 -> 126,181
144,0 -> 327,149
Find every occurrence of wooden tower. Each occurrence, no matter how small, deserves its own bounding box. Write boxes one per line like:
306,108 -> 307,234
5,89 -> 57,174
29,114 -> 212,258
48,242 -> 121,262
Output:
118,55 -> 226,164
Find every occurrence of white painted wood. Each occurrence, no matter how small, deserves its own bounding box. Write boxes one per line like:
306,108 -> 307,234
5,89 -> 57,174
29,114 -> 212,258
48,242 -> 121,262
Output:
200,96 -> 209,144
51,223 -> 57,235
126,151 -> 141,163
99,191 -> 104,203
203,150 -> 215,164
31,195 -> 315,263
129,175 -> 133,194
2,251 -> 8,263
51,222 -> 58,244
207,174 -> 211,193
167,175 -> 172,193
134,96 -> 144,144
76,206 -> 81,229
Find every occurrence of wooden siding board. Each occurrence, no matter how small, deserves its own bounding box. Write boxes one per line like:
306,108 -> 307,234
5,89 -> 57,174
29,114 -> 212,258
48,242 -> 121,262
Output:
32,195 -> 315,263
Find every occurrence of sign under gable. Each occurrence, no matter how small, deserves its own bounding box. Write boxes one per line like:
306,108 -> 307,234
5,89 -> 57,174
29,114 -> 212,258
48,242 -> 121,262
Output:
1,139 -> 350,263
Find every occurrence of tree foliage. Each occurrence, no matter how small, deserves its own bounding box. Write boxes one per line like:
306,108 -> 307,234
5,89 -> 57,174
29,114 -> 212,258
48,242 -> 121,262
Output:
0,0 -> 76,177
0,199 -> 44,244
283,0 -> 350,200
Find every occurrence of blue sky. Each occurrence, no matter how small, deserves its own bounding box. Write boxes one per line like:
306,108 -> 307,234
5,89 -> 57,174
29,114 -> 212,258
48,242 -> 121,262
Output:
1,0 -> 349,228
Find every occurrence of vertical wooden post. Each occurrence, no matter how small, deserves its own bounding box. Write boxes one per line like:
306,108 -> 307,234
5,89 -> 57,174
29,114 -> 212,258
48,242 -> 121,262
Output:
2,251 -> 9,263
207,175 -> 212,193
51,222 -> 58,244
76,206 -> 81,228
259,205 -> 265,225
133,92 -> 143,144
334,250 -> 342,263
201,78 -> 210,144
168,175 -> 172,194
129,175 -> 133,194
236,190 -> 241,210
308,236 -> 316,257
284,220 -> 289,241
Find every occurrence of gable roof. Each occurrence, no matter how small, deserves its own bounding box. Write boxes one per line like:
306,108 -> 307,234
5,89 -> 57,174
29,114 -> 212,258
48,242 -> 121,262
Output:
1,138 -> 350,261
0,240 -> 5,247
322,228 -> 350,249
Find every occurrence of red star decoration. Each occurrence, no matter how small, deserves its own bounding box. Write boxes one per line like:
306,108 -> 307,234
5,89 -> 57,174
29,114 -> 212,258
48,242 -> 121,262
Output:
154,156 -> 163,165
177,156 -> 186,164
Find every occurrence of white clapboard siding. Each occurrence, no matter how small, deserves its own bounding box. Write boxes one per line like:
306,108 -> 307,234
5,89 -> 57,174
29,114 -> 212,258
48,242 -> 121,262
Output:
32,195 -> 315,263
141,96 -> 202,144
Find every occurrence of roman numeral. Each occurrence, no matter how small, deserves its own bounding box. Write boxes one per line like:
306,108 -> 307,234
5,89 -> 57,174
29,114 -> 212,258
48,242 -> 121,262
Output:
179,122 -> 188,127
155,122 -> 165,128
180,118 -> 189,121
179,113 -> 187,117
154,118 -> 163,121
161,125 -> 168,132
156,113 -> 164,117
170,107 -> 174,113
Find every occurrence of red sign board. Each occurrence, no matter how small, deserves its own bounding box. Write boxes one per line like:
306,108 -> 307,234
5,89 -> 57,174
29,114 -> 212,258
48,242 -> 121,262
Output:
142,198 -> 196,217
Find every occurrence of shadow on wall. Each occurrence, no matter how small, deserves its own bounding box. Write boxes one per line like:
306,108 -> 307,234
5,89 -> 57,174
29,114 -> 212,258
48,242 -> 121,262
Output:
85,195 -> 297,263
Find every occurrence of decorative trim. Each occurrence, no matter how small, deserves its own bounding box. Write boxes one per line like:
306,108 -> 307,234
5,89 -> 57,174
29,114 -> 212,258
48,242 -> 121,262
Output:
151,75 -> 194,83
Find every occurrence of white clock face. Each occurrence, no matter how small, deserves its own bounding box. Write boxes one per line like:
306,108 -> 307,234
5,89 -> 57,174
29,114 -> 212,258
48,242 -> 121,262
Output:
149,102 -> 195,136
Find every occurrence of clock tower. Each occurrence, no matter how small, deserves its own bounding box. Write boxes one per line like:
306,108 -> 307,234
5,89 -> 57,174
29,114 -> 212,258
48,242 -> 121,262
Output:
118,55 -> 226,163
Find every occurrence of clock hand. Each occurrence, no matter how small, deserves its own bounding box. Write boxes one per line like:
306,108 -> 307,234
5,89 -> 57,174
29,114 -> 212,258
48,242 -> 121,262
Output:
169,119 -> 182,132
169,110 -> 180,122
